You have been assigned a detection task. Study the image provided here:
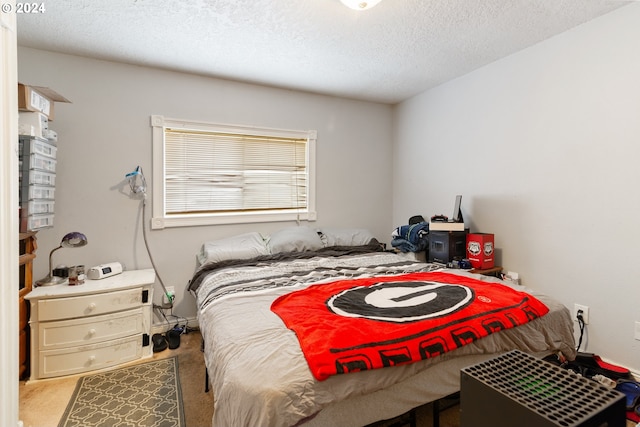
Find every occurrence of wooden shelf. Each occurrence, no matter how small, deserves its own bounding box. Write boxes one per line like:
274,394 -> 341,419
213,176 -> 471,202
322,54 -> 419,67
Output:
19,231 -> 37,379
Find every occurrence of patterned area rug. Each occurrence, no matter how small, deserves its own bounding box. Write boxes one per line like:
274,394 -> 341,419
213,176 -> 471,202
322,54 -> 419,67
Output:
58,357 -> 185,427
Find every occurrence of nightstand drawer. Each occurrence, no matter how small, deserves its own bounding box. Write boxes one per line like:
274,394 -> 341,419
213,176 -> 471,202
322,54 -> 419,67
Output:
38,308 -> 143,350
37,287 -> 143,321
38,335 -> 142,379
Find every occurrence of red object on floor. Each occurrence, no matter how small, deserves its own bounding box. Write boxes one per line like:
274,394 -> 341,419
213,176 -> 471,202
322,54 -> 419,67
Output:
593,354 -> 629,374
626,410 -> 639,422
575,352 -> 631,379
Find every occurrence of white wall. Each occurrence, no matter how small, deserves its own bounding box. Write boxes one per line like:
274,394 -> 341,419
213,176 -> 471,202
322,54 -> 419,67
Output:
2,5 -> 20,427
392,3 -> 640,372
17,47 -> 393,323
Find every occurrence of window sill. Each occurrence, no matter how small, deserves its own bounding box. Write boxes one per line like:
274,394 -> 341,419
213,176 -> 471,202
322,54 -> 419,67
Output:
151,210 -> 317,229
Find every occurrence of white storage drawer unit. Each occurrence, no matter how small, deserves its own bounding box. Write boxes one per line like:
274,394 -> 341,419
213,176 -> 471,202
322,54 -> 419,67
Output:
26,269 -> 155,380
19,135 -> 57,232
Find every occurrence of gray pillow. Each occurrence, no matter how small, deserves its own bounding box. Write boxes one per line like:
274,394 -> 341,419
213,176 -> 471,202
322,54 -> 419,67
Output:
197,232 -> 268,265
267,226 -> 324,254
319,228 -> 376,247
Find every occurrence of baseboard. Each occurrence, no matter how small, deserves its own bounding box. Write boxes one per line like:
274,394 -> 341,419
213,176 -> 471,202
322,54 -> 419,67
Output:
151,316 -> 199,335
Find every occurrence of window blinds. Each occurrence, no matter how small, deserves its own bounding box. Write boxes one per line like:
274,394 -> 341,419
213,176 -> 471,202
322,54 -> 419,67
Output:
164,128 -> 308,215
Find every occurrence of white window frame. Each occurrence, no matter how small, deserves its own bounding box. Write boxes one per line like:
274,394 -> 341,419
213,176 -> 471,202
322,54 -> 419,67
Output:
150,115 -> 317,229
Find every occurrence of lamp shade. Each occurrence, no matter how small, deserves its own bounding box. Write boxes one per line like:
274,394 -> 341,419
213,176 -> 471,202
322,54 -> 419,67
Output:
339,0 -> 383,10
61,231 -> 88,248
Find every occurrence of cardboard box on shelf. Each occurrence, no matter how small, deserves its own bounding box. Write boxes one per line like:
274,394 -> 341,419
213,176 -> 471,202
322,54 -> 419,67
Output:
466,233 -> 494,269
18,83 -> 71,121
18,112 -> 48,138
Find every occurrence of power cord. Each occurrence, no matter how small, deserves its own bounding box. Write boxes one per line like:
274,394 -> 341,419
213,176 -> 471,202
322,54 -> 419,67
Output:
141,194 -> 174,308
576,309 -> 586,351
153,304 -> 189,331
126,166 -> 174,309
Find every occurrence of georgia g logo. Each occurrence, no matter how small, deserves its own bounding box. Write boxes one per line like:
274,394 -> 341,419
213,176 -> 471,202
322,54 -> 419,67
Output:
326,281 -> 474,323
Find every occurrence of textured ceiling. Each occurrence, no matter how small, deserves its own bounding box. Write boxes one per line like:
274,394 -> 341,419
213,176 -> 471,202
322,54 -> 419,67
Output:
16,0 -> 630,104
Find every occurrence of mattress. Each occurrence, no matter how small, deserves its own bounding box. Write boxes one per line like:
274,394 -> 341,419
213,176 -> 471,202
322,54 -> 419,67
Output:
190,247 -> 575,427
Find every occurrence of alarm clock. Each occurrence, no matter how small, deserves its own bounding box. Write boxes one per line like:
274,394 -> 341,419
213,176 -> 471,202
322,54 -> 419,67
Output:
87,262 -> 123,280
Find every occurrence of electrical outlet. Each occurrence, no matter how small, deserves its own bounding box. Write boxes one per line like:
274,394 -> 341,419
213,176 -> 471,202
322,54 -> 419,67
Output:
504,271 -> 520,285
634,321 -> 640,341
574,304 -> 589,325
163,286 -> 175,305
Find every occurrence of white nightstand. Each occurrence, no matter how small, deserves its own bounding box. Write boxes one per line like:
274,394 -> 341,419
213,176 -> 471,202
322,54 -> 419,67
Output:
26,269 -> 155,381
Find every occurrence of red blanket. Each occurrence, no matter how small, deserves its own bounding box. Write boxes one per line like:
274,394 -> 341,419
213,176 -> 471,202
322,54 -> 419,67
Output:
271,271 -> 549,381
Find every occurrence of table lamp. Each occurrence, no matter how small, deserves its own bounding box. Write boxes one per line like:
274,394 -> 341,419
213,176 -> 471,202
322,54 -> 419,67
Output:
36,231 -> 88,286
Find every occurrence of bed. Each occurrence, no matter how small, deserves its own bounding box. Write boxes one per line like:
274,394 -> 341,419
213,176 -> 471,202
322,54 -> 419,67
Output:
188,227 -> 576,427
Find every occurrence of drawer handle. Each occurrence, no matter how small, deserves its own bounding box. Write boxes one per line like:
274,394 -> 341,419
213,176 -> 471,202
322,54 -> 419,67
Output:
88,329 -> 96,336
88,355 -> 96,363
88,303 -> 96,311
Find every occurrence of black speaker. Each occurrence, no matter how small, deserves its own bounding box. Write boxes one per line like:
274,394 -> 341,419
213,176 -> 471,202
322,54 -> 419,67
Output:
427,230 -> 467,264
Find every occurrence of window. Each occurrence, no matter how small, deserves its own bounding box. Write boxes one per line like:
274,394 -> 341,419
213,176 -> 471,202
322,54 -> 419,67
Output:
150,115 -> 316,229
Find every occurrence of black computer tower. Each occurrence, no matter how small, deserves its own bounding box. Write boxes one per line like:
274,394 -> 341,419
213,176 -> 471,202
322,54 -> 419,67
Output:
427,230 -> 468,264
460,350 -> 626,427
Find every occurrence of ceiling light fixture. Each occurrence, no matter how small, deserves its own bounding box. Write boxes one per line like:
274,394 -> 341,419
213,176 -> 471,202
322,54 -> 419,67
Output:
339,0 -> 383,11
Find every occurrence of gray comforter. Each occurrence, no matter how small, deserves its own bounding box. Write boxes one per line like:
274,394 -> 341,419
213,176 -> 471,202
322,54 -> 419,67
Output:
191,249 -> 575,427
